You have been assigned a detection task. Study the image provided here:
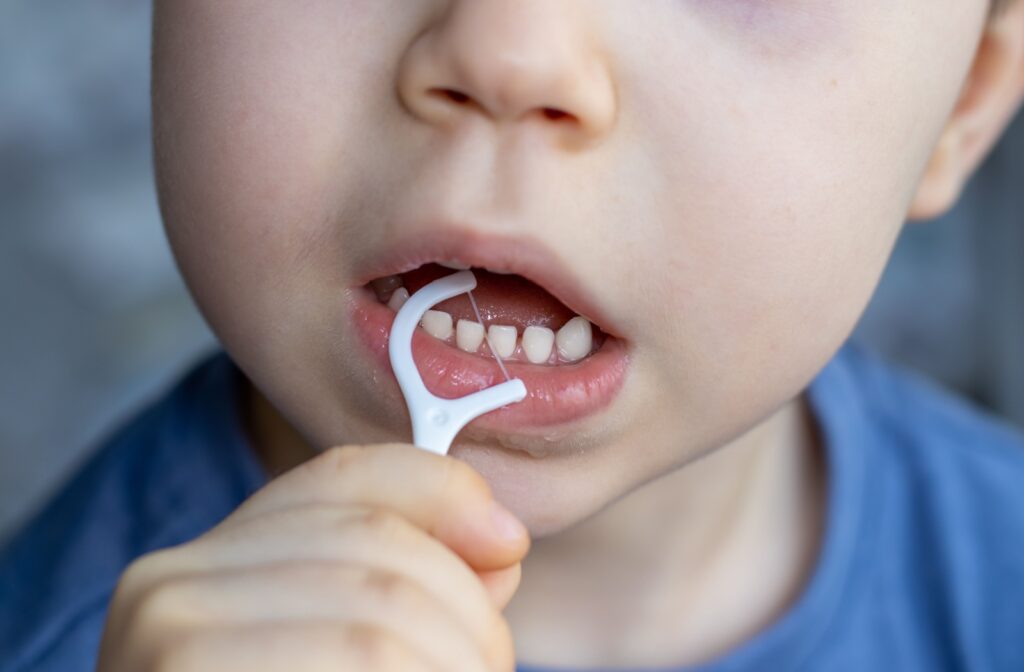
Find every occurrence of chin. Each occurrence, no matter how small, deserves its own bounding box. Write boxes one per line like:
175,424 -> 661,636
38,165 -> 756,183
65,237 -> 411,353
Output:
445,436 -> 623,540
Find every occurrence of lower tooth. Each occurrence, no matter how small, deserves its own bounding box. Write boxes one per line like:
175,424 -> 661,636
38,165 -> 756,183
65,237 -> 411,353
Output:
522,326 -> 555,364
387,287 -> 410,312
487,325 -> 518,359
420,310 -> 453,340
556,317 -> 593,362
456,320 -> 485,353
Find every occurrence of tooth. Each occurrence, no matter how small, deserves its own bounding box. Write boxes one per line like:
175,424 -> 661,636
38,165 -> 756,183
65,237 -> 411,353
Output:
387,287 -> 410,312
456,320 -> 485,353
371,275 -> 403,300
522,326 -> 555,364
487,325 -> 518,359
438,261 -> 472,270
556,317 -> 592,362
420,310 -> 453,340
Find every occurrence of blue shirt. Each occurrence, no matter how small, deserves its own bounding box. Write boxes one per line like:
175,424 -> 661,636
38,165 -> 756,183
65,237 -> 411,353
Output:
3,342 -> 1024,672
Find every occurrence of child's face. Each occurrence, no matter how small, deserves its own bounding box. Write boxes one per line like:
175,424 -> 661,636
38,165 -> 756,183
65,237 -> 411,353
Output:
153,1 -> 988,534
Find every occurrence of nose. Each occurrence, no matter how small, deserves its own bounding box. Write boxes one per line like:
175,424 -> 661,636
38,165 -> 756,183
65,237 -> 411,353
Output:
397,0 -> 617,149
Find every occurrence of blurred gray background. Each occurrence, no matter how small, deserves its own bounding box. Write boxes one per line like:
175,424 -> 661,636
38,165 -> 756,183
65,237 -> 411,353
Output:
1,3 -> 1022,544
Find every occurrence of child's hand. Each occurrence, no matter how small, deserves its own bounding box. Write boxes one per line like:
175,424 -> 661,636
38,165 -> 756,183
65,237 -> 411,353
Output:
96,443 -> 529,671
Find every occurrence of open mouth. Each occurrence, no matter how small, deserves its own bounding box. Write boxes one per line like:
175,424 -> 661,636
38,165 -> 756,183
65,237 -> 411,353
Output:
370,264 -> 610,366
348,251 -> 630,433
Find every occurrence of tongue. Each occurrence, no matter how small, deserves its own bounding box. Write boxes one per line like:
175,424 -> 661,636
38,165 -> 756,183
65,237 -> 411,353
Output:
402,264 -> 577,332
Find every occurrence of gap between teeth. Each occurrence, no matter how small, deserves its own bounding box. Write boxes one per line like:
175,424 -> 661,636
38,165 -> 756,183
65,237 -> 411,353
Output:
376,277 -> 594,364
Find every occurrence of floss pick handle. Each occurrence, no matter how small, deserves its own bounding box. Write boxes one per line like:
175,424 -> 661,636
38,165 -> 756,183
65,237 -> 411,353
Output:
388,271 -> 527,456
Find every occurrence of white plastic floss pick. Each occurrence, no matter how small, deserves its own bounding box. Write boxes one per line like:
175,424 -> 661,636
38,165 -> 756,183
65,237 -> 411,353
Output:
388,271 -> 527,456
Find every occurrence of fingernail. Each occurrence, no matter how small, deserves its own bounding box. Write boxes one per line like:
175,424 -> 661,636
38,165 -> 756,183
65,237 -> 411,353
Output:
488,501 -> 527,543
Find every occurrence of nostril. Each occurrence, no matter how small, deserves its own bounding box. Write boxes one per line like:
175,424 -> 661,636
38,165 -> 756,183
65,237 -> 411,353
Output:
542,107 -> 572,122
430,88 -> 472,105
425,89 -> 578,128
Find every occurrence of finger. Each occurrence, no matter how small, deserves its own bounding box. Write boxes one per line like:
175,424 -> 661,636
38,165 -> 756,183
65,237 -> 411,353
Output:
153,621 -> 439,672
227,444 -> 530,572
478,564 -> 523,611
178,503 -> 513,655
154,563 -> 495,672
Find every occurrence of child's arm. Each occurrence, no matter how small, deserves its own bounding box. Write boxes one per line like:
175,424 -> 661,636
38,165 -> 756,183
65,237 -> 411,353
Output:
95,444 -> 529,671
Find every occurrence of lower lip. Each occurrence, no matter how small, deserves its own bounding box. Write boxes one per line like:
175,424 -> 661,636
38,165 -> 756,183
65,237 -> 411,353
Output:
349,288 -> 630,432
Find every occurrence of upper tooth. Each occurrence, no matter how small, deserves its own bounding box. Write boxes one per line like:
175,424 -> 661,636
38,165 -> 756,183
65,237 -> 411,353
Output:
456,320 -> 485,353
387,287 -> 410,312
420,310 -> 453,340
556,317 -> 592,362
487,325 -> 517,359
438,261 -> 471,270
522,326 -> 555,364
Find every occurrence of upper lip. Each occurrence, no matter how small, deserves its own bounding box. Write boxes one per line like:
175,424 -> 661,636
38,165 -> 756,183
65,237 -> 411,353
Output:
352,226 -> 624,338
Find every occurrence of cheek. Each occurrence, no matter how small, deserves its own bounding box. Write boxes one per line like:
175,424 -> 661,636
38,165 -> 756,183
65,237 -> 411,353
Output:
153,1 -> 399,350
614,1 -> 983,410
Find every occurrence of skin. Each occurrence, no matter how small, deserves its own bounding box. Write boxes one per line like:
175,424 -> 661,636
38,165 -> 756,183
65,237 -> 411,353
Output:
99,1 -> 1024,669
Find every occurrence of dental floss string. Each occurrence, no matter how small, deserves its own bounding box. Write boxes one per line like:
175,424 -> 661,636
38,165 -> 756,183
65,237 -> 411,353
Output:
466,289 -> 513,384
388,271 -> 527,456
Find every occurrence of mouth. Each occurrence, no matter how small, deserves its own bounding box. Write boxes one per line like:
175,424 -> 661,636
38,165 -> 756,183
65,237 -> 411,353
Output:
347,235 -> 631,434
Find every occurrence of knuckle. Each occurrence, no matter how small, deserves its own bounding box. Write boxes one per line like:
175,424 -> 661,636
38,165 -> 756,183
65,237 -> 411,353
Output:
358,507 -> 410,540
115,559 -> 152,599
358,567 -> 430,610
150,626 -> 239,672
149,631 -> 207,672
440,455 -> 491,502
316,444 -> 367,474
338,623 -> 432,671
131,576 -> 196,630
118,548 -> 175,592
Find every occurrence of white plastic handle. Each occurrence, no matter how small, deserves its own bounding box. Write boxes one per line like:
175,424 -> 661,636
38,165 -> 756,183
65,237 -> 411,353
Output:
388,271 -> 527,455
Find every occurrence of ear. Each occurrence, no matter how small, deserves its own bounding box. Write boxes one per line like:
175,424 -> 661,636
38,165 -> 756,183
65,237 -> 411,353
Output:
908,1 -> 1024,221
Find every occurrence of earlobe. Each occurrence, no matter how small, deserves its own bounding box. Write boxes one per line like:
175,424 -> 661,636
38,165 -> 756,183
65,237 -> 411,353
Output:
907,128 -> 966,221
908,2 -> 1024,222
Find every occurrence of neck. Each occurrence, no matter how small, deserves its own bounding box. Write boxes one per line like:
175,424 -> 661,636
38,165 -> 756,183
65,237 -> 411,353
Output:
505,397 -> 825,669
241,382 -> 309,478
